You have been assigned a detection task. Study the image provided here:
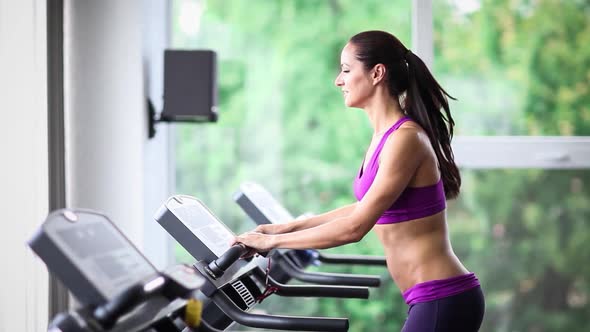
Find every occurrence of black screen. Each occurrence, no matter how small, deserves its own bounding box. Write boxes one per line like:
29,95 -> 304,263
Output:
162,50 -> 217,121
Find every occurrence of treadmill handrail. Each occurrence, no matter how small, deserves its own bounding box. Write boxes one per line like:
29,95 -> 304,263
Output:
251,267 -> 369,299
317,252 -> 387,266
93,277 -> 165,329
212,291 -> 349,331
206,243 -> 249,279
279,256 -> 381,287
48,311 -> 89,332
199,319 -> 225,332
267,275 -> 369,299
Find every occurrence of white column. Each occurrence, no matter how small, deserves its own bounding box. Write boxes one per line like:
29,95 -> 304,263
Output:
64,0 -> 146,246
0,0 -> 49,331
412,0 -> 434,68
142,0 -> 175,269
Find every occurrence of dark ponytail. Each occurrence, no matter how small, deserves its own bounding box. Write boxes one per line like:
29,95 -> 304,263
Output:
404,51 -> 461,199
350,30 -> 461,199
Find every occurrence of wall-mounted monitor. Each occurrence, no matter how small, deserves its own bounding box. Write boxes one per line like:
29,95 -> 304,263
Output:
149,49 -> 218,138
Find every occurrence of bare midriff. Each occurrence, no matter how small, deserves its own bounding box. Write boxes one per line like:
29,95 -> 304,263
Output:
373,210 -> 469,293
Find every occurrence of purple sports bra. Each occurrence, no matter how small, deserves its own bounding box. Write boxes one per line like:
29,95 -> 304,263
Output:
353,116 -> 447,224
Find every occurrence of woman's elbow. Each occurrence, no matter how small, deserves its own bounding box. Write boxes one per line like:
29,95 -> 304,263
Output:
330,229 -> 359,246
345,226 -> 367,244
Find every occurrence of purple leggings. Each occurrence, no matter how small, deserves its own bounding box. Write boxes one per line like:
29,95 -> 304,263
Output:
402,286 -> 485,332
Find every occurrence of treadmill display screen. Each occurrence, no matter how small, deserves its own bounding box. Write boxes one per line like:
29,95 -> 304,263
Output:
170,198 -> 235,258
53,219 -> 156,299
57,223 -> 126,259
243,183 -> 293,223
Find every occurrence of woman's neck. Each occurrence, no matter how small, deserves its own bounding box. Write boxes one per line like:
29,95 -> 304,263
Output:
364,92 -> 405,137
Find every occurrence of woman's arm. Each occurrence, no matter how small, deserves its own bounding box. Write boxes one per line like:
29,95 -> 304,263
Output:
236,128 -> 428,250
253,203 -> 357,234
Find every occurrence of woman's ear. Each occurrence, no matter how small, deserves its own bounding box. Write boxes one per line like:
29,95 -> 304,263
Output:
372,64 -> 386,85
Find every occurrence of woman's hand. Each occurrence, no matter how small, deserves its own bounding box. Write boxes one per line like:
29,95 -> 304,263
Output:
253,223 -> 287,235
233,231 -> 276,256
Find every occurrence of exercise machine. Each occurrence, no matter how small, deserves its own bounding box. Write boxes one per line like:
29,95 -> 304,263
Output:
154,195 -> 370,331
28,209 -> 217,332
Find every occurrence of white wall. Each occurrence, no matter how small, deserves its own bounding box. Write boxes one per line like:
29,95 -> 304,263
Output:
0,0 -> 174,329
64,0 -> 146,246
0,0 -> 49,331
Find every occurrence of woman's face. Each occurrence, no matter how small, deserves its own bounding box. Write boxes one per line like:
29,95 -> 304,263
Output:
334,43 -> 374,108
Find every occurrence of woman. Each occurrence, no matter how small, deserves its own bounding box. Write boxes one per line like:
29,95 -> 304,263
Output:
235,30 -> 485,331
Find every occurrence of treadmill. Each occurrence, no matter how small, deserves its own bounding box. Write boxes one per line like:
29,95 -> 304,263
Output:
154,195 -> 371,331
28,208 -> 218,332
233,181 -> 388,285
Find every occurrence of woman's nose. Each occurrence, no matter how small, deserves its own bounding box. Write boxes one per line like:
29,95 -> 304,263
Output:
334,74 -> 343,86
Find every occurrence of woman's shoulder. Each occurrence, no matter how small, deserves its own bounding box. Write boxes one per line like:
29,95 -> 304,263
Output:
387,121 -> 429,149
381,123 -> 430,161
399,118 -> 424,132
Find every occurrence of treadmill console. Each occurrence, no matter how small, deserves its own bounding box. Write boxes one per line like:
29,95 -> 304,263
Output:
154,196 -> 258,285
154,195 -> 236,260
29,209 -> 157,307
233,181 -> 294,225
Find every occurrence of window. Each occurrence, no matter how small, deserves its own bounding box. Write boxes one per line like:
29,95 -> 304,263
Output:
171,0 -> 590,330
432,1 -> 590,330
432,0 -> 590,169
449,169 -> 590,331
